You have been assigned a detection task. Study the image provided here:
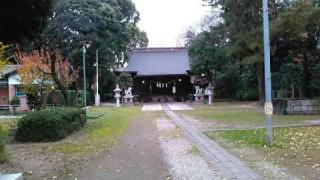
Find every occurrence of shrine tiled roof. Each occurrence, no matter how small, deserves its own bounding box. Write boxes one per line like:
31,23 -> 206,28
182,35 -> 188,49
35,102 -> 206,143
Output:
118,47 -> 190,76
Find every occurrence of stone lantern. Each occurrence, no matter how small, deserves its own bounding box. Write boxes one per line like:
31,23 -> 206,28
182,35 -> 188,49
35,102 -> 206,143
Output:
114,84 -> 122,107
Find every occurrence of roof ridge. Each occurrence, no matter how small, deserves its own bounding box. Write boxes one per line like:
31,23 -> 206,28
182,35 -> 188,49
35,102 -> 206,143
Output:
131,47 -> 187,53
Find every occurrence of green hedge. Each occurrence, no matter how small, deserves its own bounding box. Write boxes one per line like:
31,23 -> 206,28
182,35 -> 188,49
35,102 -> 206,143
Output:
46,90 -> 94,107
0,126 -> 8,163
15,107 -> 86,142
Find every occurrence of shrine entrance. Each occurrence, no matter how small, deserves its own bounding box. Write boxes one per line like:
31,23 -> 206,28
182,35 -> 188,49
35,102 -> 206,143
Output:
133,76 -> 193,102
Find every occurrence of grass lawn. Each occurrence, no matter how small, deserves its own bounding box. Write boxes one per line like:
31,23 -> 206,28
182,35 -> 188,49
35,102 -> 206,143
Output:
0,106 -> 140,157
206,127 -> 320,179
0,119 -> 17,163
179,102 -> 320,178
180,102 -> 320,128
51,106 -> 140,154
1,106 -> 141,178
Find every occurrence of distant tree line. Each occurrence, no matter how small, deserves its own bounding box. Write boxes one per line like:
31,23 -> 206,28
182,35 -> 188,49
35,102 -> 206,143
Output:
188,0 -> 320,102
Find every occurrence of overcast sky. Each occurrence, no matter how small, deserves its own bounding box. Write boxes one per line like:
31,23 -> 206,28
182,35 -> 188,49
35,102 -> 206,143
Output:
132,0 -> 210,47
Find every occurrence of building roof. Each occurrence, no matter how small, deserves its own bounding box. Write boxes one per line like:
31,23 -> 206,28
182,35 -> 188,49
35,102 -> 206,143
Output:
119,47 -> 190,76
0,65 -> 20,79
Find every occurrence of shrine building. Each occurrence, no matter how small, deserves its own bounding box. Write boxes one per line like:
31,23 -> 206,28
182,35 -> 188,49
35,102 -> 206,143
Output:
117,47 -> 194,102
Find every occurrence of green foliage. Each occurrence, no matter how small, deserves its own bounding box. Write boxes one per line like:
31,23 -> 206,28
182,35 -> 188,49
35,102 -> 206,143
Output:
76,90 -> 94,107
0,42 -> 9,63
26,90 -> 94,110
189,1 -> 320,100
235,70 -> 259,100
236,89 -> 259,101
270,3 -> 320,98
26,93 -> 42,111
117,72 -> 133,89
30,0 -> 148,101
188,25 -> 241,98
189,0 -> 265,101
311,62 -> 320,95
9,96 -> 20,106
10,96 -> 21,114
0,126 -> 9,163
99,71 -> 117,101
15,107 -> 86,142
0,0 -> 53,43
40,0 -> 146,77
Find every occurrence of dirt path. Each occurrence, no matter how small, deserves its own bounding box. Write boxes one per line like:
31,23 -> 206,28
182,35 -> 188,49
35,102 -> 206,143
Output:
78,112 -> 169,180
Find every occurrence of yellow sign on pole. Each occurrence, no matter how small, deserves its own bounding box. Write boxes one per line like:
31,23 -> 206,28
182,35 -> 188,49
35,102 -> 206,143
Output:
264,102 -> 273,116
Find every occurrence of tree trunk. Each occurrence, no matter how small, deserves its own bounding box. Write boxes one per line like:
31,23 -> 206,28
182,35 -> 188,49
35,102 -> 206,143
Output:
256,61 -> 264,104
298,87 -> 302,99
50,51 -> 69,105
302,51 -> 312,98
40,83 -> 44,109
291,84 -> 295,99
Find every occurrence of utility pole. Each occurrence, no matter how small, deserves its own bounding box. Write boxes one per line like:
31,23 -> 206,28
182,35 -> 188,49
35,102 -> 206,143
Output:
262,0 -> 273,145
82,44 -> 87,115
95,50 -> 100,106
82,42 -> 91,115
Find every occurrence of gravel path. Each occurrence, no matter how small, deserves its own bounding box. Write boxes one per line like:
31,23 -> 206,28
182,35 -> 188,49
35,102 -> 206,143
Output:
156,118 -> 224,180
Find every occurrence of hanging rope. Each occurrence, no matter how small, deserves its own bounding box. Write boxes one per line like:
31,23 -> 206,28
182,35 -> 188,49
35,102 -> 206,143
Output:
149,79 -> 179,88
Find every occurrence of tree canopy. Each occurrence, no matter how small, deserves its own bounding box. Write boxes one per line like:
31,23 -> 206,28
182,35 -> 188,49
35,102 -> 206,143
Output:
11,0 -> 148,103
0,0 -> 53,44
188,0 -> 320,101
40,0 -> 147,67
16,49 -> 78,106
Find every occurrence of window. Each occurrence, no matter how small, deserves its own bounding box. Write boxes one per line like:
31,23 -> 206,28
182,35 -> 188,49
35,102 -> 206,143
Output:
16,85 -> 26,97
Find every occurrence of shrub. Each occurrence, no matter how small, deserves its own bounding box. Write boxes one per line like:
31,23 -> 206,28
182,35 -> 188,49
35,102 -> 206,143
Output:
26,93 -> 42,110
236,88 -> 259,101
15,107 -> 86,142
76,90 -> 94,106
45,90 -> 94,107
9,96 -> 20,106
10,96 -> 21,114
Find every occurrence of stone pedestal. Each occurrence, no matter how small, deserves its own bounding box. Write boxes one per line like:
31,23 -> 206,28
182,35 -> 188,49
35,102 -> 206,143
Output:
95,94 -> 100,107
194,94 -> 205,102
208,94 -> 213,105
123,95 -> 134,104
115,94 -> 121,107
205,89 -> 213,105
